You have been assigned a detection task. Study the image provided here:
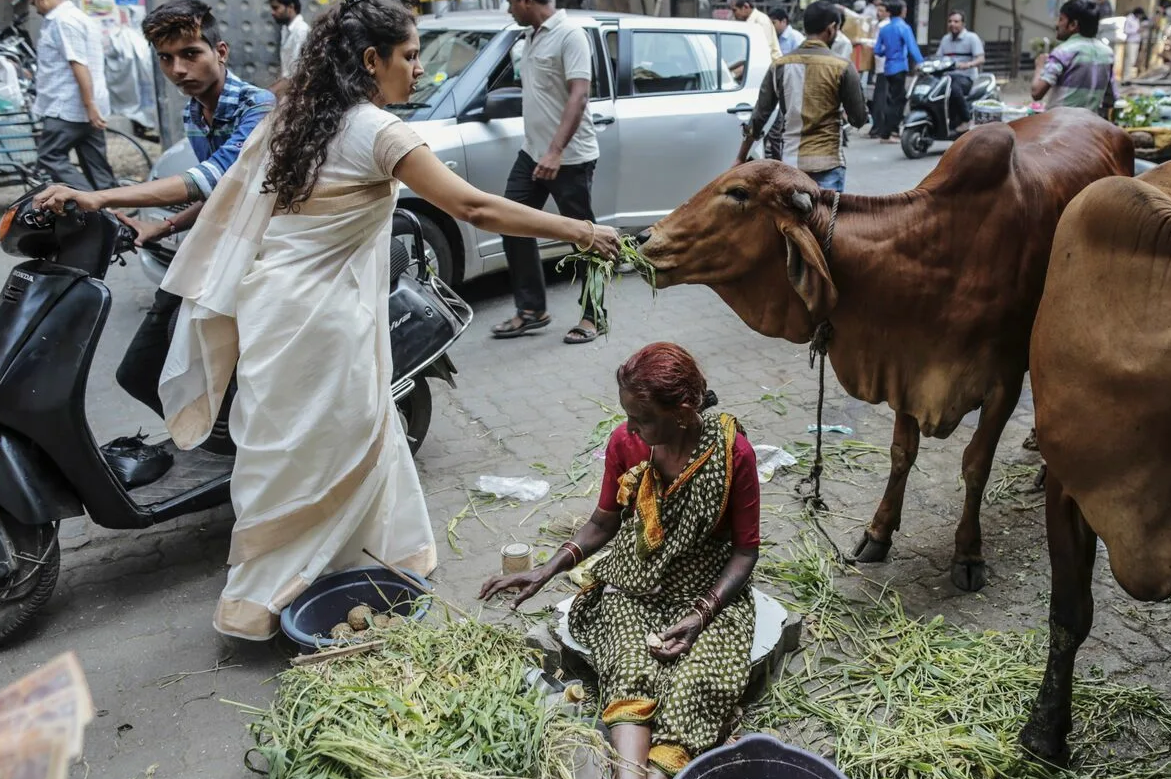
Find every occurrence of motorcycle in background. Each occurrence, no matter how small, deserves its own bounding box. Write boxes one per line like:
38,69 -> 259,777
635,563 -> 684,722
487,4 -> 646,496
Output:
900,57 -> 1000,159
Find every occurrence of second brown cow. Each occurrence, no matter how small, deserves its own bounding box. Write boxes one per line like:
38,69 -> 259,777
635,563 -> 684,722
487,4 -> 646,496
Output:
638,107 -> 1132,591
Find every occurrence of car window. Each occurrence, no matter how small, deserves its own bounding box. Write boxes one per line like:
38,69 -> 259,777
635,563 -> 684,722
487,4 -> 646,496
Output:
487,34 -> 606,98
720,33 -> 749,89
630,31 -> 738,95
413,29 -> 497,104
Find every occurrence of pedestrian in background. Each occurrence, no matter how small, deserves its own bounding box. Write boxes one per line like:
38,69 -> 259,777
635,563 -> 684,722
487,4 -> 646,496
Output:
269,0 -> 310,97
737,0 -> 868,192
731,0 -> 783,62
32,0 -> 118,191
491,0 -> 608,345
872,0 -> 922,143
867,1 -> 891,138
770,8 -> 805,55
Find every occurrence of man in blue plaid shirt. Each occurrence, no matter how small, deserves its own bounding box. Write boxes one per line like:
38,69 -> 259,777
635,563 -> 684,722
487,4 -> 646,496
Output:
36,0 -> 274,420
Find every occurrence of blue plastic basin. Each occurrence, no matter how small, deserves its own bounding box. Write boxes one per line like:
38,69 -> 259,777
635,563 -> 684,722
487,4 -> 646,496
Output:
676,733 -> 847,779
279,565 -> 431,653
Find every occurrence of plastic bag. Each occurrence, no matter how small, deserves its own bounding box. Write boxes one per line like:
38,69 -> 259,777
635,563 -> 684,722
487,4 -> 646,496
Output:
753,445 -> 797,484
475,475 -> 550,502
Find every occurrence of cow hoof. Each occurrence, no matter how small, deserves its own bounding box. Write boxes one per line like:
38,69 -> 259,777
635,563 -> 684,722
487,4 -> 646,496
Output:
1019,723 -> 1071,768
950,560 -> 987,592
851,532 -> 892,563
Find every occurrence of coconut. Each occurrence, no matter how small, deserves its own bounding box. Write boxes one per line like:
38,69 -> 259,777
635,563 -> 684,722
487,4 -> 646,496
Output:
347,605 -> 375,631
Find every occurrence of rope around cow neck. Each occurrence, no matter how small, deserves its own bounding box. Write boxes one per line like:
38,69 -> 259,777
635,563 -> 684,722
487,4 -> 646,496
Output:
798,190 -> 848,563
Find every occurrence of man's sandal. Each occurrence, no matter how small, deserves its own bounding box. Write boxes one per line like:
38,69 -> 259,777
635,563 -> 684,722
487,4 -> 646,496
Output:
563,323 -> 605,344
491,311 -> 551,339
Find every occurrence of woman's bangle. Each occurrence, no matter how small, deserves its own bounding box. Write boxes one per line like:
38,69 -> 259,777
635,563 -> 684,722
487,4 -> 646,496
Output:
559,541 -> 585,567
574,221 -> 596,253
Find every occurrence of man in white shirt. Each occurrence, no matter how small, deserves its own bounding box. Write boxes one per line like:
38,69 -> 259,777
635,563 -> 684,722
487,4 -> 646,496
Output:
269,0 -> 309,96
732,0 -> 783,62
32,0 -> 117,191
491,0 -> 605,344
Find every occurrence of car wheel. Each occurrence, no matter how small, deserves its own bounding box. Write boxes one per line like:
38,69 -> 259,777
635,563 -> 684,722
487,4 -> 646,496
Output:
900,127 -> 931,159
0,517 -> 60,645
412,213 -> 457,286
397,380 -> 432,457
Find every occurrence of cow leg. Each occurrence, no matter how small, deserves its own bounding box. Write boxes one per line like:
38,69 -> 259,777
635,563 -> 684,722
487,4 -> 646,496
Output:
854,412 -> 920,563
1019,475 -> 1096,766
951,380 -> 1023,591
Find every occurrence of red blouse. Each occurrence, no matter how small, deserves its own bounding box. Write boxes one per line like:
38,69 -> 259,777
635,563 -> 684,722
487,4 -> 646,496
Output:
597,422 -> 761,547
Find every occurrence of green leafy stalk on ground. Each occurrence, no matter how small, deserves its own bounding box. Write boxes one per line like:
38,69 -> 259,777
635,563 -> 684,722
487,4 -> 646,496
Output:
747,536 -> 1171,779
232,615 -> 608,779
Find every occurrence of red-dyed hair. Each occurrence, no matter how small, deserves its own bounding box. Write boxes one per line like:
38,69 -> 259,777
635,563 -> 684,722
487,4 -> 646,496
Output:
616,342 -> 710,411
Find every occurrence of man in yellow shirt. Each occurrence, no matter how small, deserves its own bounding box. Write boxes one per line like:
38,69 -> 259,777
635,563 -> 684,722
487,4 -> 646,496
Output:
732,0 -> 783,62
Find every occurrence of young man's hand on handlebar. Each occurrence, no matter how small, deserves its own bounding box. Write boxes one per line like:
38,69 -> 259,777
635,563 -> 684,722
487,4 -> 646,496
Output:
32,185 -> 105,215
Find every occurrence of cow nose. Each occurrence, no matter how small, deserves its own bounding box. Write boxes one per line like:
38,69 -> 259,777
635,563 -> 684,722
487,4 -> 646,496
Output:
635,228 -> 652,246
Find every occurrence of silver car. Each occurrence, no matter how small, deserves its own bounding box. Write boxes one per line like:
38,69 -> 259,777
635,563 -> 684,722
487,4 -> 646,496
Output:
139,10 -> 770,285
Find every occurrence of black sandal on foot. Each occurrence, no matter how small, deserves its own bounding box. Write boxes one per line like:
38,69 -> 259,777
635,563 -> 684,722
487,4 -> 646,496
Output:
491,311 -> 551,339
563,323 -> 605,344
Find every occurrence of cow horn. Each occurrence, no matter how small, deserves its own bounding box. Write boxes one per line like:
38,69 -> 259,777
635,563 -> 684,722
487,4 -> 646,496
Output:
788,191 -> 813,217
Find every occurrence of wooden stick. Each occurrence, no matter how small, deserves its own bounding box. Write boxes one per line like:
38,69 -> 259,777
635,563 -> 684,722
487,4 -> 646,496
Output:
360,547 -> 474,620
290,639 -> 386,667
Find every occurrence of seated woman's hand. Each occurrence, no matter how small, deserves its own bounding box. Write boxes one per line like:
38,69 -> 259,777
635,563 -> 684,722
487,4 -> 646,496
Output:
649,612 -> 705,662
478,569 -> 546,609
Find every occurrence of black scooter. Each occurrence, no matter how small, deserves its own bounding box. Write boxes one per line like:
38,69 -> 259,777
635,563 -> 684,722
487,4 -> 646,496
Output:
900,57 -> 1000,159
0,186 -> 471,642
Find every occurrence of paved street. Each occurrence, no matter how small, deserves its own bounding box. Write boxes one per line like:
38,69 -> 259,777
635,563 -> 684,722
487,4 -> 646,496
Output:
2,137 -> 1168,779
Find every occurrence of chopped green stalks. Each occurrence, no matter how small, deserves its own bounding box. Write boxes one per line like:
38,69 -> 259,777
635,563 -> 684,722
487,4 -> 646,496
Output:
556,235 -> 656,333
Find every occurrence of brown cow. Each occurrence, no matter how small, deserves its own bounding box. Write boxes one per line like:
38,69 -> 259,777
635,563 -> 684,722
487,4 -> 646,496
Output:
1019,163 -> 1171,764
637,107 -> 1133,591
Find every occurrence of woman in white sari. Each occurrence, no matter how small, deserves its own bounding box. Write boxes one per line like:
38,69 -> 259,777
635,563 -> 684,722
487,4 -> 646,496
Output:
42,0 -> 620,640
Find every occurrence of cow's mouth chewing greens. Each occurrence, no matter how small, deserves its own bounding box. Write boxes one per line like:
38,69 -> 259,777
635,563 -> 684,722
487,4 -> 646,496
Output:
557,235 -> 656,333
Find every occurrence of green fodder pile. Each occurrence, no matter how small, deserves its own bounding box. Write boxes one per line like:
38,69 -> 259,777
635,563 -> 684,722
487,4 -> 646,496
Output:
748,536 -> 1171,779
235,615 -> 607,779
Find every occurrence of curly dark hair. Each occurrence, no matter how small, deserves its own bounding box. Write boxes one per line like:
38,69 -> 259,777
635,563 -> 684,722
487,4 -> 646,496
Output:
263,0 -> 416,212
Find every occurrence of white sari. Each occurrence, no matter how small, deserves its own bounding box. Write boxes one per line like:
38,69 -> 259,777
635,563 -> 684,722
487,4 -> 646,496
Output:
158,103 -> 437,640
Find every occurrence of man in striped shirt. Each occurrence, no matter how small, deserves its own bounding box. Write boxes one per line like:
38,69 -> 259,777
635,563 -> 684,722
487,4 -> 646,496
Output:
1031,0 -> 1117,115
735,1 -> 868,192
35,0 -> 274,419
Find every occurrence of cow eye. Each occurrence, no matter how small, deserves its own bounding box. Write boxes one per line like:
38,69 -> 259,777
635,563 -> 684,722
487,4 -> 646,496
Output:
726,187 -> 749,203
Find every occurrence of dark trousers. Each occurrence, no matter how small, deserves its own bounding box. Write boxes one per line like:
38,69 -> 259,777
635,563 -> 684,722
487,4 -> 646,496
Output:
502,151 -> 604,326
877,72 -> 908,140
116,287 -> 181,417
37,117 -> 118,191
868,73 -> 888,135
948,73 -> 973,127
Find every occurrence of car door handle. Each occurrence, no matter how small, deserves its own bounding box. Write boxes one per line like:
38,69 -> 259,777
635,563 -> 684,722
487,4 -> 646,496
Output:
592,114 -> 615,125
726,103 -> 753,114
445,160 -> 458,171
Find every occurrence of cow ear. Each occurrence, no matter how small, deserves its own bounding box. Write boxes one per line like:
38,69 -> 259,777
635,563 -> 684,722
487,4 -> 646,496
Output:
784,224 -> 839,321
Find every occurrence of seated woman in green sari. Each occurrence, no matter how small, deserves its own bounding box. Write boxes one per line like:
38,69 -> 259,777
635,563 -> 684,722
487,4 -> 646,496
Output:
480,342 -> 760,778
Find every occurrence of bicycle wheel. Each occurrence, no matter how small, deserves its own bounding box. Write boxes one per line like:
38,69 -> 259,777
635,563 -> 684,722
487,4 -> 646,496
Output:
103,127 -> 154,185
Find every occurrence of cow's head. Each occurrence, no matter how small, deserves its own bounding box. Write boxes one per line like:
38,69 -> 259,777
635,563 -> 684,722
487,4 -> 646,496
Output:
638,161 -> 838,342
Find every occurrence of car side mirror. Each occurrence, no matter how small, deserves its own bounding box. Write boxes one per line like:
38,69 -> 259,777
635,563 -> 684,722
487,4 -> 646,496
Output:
483,87 -> 523,120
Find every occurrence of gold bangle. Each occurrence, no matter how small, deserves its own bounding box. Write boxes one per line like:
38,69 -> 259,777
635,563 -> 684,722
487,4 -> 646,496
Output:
574,221 -> 595,253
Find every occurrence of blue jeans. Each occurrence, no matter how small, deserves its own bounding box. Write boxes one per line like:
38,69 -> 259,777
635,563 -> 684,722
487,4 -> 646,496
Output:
808,166 -> 846,192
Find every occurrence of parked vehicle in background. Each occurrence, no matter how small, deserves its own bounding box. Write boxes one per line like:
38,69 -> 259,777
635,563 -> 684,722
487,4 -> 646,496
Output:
137,10 -> 770,286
